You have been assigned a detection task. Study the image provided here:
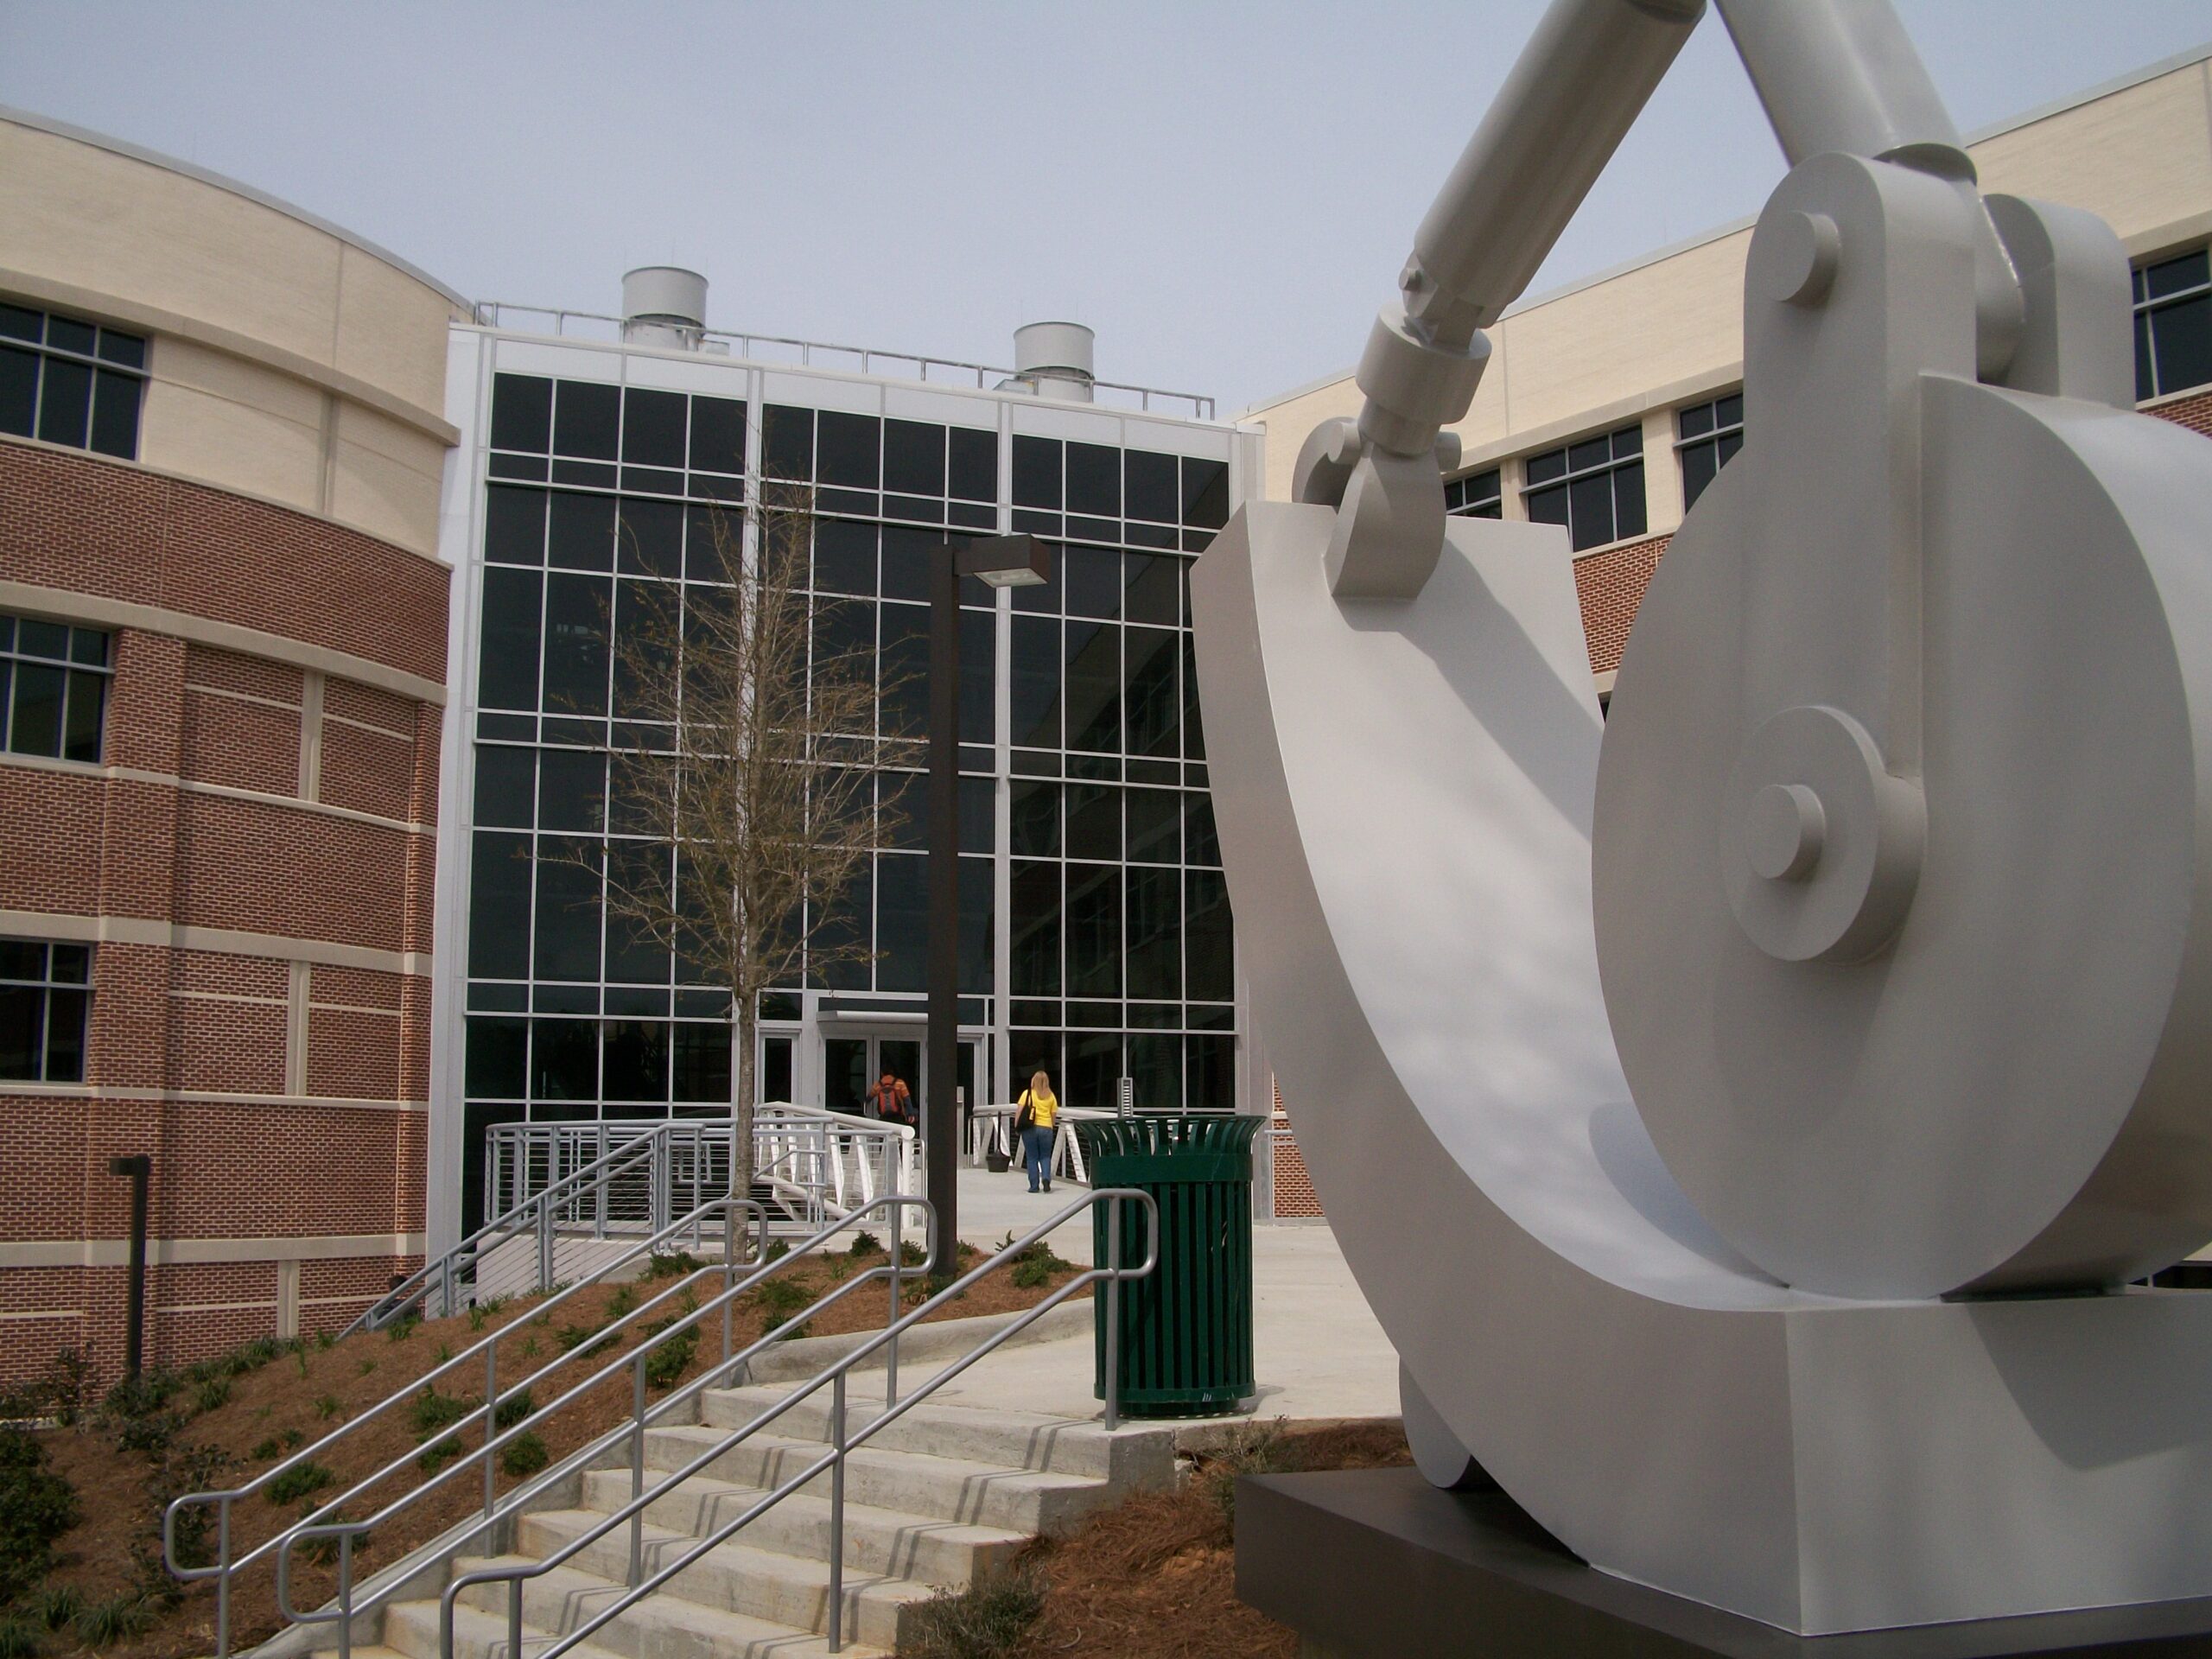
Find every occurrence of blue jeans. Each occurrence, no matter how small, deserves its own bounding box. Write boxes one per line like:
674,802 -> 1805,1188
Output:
1022,1125 -> 1054,1190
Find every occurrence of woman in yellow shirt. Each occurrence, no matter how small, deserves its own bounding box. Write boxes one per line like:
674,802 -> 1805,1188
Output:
1015,1070 -> 1059,1192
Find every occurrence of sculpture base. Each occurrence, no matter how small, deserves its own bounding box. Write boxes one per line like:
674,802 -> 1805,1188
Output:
1236,1468 -> 2212,1656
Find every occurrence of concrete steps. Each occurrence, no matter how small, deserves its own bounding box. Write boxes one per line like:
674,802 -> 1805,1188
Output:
639,1422 -> 1117,1535
576,1466 -> 1031,1583
324,1370 -> 1160,1659
701,1381 -> 1177,1487
385,1568 -> 881,1659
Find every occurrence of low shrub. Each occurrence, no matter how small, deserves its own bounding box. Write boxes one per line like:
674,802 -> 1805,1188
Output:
641,1249 -> 702,1281
752,1279 -> 812,1325
492,1389 -> 535,1431
313,1394 -> 344,1421
898,1565 -> 1046,1659
899,1241 -> 926,1268
554,1323 -> 614,1358
71,1595 -> 156,1648
1199,1418 -> 1297,1535
0,1428 -> 79,1605
416,1440 -> 461,1477
151,1443 -> 233,1570
296,1519 -> 370,1567
30,1586 -> 79,1632
1008,1257 -> 1052,1290
642,1326 -> 697,1389
251,1437 -> 283,1461
0,1351 -> 93,1428
265,1460 -> 335,1506
499,1432 -> 549,1478
409,1390 -> 472,1438
604,1285 -> 638,1319
0,1616 -> 39,1659
846,1231 -> 880,1258
385,1313 -> 421,1344
194,1376 -> 232,1414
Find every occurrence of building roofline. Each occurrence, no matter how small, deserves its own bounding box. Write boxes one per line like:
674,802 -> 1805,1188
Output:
0,103 -> 474,312
1236,40 -> 2212,421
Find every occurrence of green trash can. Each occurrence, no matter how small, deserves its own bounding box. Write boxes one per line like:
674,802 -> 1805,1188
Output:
1077,1115 -> 1260,1418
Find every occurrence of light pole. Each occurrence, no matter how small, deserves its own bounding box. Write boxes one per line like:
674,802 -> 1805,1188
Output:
928,533 -> 1050,1277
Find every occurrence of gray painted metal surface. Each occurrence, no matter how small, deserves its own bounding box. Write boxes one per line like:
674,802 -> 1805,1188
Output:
1192,0 -> 2212,1635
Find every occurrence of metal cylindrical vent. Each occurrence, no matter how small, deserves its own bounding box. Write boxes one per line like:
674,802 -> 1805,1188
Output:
621,266 -> 708,349
1012,321 -> 1096,402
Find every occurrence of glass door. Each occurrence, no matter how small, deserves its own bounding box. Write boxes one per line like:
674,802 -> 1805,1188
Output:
823,1037 -> 870,1116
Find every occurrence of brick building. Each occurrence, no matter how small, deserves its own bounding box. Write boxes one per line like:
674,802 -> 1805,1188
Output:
0,109 -> 465,1380
1242,46 -> 2212,1218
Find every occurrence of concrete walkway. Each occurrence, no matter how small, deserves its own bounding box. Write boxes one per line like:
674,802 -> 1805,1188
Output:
924,1166 -> 1401,1426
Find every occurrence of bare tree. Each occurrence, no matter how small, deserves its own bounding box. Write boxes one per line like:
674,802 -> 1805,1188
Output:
584,487 -> 914,1205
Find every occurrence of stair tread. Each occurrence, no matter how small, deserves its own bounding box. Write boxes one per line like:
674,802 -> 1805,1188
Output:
578,1465 -> 1034,1546
709,1381 -> 1133,1435
649,1421 -> 1107,1490
431,1557 -> 893,1657
511,1515 -> 950,1603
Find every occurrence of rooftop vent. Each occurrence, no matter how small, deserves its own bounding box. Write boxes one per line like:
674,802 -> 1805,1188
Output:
1000,321 -> 1096,403
621,266 -> 709,352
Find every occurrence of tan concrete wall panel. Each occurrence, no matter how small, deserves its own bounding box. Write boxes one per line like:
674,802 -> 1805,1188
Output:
1973,66 -> 2212,249
137,378 -> 323,517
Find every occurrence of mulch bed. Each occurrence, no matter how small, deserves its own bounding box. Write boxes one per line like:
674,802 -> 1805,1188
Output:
1008,1421 -> 1412,1658
21,1236 -> 1089,1659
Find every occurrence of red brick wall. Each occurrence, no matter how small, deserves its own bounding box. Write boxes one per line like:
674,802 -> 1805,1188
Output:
0,442 -> 446,683
1268,1080 -> 1324,1220
0,438 -> 448,1385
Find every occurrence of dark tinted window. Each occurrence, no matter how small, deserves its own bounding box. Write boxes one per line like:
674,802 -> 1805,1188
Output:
0,304 -> 145,458
621,388 -> 686,467
2134,248 -> 2212,402
0,939 -> 91,1083
552,379 -> 620,459
689,395 -> 746,474
491,375 -> 553,451
1522,423 -> 1647,551
949,427 -> 997,502
3,615 -> 111,765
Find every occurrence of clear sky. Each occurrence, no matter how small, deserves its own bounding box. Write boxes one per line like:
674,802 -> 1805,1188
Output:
4,2 -> 2210,413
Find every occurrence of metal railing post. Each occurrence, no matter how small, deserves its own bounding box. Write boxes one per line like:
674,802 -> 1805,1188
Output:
337,1530 -> 353,1659
721,1208 -> 736,1365
484,1345 -> 499,1516
537,1193 -> 554,1294
1105,1198 -> 1123,1433
828,1370 -> 847,1653
215,1496 -> 232,1658
886,1212 -> 901,1409
509,1578 -> 524,1659
594,1123 -> 609,1240
629,1352 -> 647,1587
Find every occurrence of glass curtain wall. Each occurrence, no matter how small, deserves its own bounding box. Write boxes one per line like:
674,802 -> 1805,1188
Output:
459,367 -> 1234,1217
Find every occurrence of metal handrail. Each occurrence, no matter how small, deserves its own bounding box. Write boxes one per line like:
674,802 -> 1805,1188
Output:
262,1195 -> 935,1659
442,1185 -> 1160,1657
467,301 -> 1218,422
357,1123 -> 679,1333
164,1198 -> 769,1656
370,1110 -> 915,1337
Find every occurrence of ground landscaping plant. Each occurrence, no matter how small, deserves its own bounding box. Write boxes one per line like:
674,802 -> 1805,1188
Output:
895,1566 -> 1046,1659
0,1431 -> 77,1605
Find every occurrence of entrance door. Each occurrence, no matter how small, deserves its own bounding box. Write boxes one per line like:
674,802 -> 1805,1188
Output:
819,1032 -> 981,1126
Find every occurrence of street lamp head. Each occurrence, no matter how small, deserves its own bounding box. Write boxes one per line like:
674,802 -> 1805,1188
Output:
957,533 -> 1052,589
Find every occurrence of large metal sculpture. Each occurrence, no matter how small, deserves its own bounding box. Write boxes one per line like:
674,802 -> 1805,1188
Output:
1192,0 -> 2212,1635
